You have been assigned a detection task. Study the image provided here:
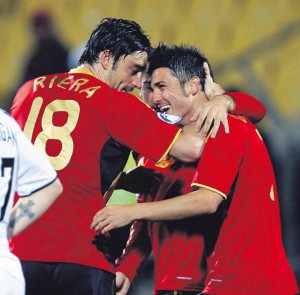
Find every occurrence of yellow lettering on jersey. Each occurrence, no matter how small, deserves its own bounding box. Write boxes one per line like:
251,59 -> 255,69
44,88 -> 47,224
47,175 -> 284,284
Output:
69,78 -> 89,91
49,76 -> 58,88
33,76 -> 47,92
155,157 -> 175,168
270,185 -> 275,201
23,96 -> 43,140
33,75 -> 101,98
79,86 -> 101,98
57,76 -> 73,89
35,99 -> 80,170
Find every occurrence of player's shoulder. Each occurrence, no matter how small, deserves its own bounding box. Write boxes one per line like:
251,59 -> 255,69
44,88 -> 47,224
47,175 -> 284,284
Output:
0,109 -> 16,128
0,108 -> 9,118
207,115 -> 255,143
226,115 -> 259,143
228,115 -> 255,131
228,114 -> 249,124
0,109 -> 20,148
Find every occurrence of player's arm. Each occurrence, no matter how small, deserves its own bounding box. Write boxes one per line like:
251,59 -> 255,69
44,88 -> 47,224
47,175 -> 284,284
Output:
7,117 -> 63,238
191,62 -> 266,137
115,219 -> 152,294
91,188 -> 223,233
116,220 -> 152,279
225,91 -> 266,124
168,121 -> 206,162
7,178 -> 63,238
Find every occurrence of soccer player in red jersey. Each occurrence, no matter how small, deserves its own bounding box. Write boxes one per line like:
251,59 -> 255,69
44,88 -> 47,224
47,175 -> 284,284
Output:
9,18 -> 241,295
111,64 -> 267,295
92,44 -> 299,295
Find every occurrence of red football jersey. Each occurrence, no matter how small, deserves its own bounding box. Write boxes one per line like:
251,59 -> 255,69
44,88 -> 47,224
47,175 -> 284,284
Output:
117,157 -> 206,293
9,70 -> 180,274
193,115 -> 299,294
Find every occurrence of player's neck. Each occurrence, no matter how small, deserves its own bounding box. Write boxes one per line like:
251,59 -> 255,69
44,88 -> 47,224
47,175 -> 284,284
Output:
79,63 -> 106,83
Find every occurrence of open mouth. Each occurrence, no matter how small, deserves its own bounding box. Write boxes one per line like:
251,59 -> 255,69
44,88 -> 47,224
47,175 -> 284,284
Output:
154,104 -> 171,113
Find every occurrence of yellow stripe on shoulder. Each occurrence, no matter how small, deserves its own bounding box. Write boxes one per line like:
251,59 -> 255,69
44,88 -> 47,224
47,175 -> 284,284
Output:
157,129 -> 182,164
191,183 -> 227,200
229,114 -> 247,123
270,185 -> 275,201
255,128 -> 263,141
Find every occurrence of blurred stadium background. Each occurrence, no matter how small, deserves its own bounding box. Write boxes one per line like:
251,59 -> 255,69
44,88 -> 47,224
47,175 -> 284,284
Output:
0,0 -> 299,293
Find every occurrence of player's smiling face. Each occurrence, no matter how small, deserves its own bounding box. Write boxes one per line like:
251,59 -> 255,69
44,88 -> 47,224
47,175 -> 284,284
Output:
150,67 -> 193,126
108,51 -> 148,92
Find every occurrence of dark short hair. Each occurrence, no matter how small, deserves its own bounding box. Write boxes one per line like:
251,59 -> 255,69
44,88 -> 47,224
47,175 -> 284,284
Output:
78,18 -> 152,66
148,43 -> 213,90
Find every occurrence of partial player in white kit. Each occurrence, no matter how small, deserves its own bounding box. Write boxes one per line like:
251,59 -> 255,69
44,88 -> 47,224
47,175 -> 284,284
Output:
0,109 -> 62,295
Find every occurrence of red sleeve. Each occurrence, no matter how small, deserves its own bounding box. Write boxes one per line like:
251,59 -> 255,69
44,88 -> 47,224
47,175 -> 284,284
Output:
116,219 -> 152,282
225,92 -> 266,123
98,89 -> 181,163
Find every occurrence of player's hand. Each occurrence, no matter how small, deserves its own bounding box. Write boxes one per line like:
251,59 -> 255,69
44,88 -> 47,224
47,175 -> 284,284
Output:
202,62 -> 225,99
117,166 -> 163,195
116,271 -> 131,295
190,62 -> 234,137
91,205 -> 134,233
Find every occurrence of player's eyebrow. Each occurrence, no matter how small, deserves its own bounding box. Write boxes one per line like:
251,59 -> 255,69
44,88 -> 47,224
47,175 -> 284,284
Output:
152,81 -> 164,88
134,64 -> 147,72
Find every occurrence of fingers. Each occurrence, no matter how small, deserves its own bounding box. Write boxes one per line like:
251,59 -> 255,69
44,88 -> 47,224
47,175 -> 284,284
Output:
191,108 -> 205,132
116,272 -> 131,295
116,272 -> 125,288
222,117 -> 229,134
192,94 -> 231,136
192,105 -> 214,135
192,109 -> 230,137
203,62 -> 212,80
210,120 -> 220,138
91,205 -> 133,233
203,63 -> 225,100
210,115 -> 230,138
91,209 -> 112,233
200,117 -> 213,137
92,219 -> 113,234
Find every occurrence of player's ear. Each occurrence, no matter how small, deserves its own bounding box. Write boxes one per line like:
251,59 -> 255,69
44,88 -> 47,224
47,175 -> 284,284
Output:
100,50 -> 112,70
186,76 -> 201,95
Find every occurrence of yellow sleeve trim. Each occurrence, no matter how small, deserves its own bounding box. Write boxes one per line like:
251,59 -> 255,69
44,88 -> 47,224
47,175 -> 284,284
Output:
156,128 -> 182,164
191,183 -> 227,200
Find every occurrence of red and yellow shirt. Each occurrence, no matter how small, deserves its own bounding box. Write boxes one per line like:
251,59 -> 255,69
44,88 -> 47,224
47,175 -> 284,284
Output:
194,116 -> 298,294
9,70 -> 180,274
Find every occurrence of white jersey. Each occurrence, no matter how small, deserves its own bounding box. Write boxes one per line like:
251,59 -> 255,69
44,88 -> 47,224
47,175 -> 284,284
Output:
0,109 -> 57,294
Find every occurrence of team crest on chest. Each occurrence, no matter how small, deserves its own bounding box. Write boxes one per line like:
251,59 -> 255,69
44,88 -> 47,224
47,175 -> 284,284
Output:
155,157 -> 175,168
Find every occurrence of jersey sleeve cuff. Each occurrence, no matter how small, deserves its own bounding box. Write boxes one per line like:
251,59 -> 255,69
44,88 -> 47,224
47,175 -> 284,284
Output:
191,183 -> 227,200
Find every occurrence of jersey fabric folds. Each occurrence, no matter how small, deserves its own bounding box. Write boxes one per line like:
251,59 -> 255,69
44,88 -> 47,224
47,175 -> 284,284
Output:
194,115 -> 298,295
116,93 -> 268,294
117,156 -> 207,293
9,70 -> 180,274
